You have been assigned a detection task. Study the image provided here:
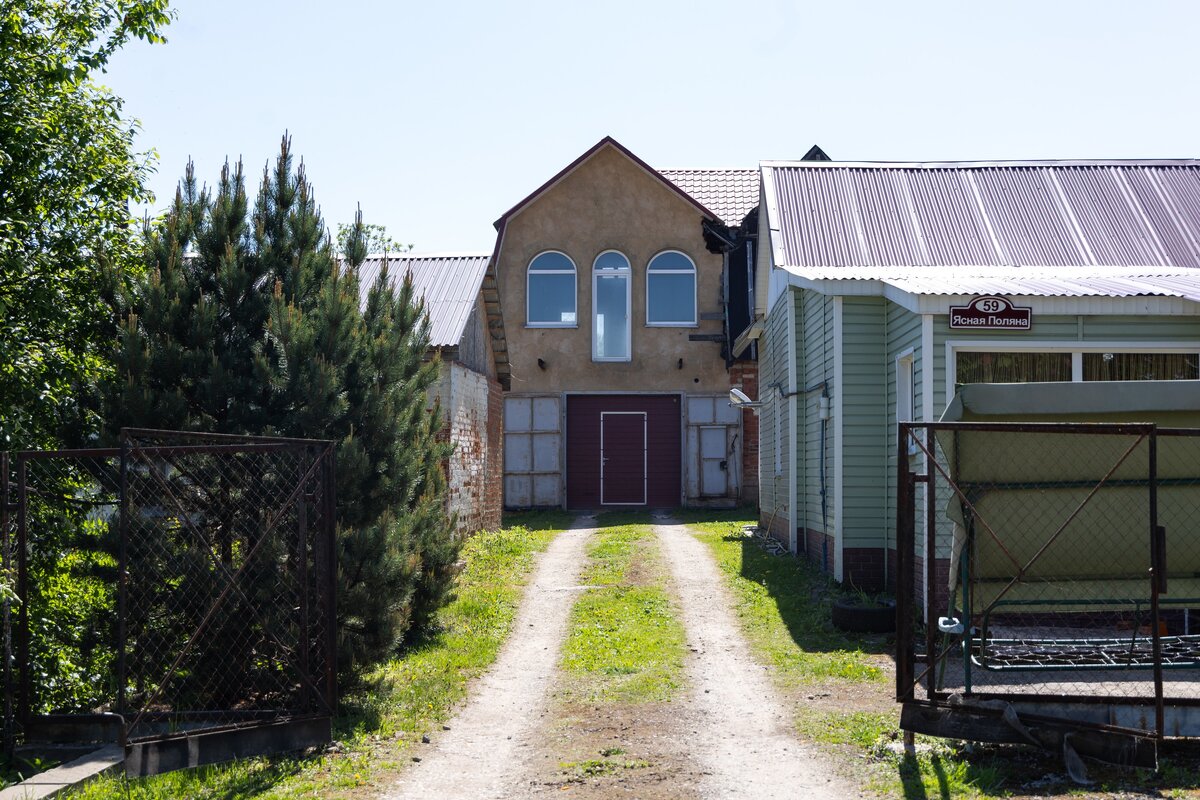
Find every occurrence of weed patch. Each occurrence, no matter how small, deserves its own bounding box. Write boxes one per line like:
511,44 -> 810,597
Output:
559,524 -> 686,704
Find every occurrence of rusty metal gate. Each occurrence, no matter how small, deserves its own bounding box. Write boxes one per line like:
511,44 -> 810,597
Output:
897,422 -> 1200,759
1,429 -> 336,774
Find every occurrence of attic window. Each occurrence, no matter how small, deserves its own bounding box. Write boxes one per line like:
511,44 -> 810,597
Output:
527,251 -> 576,326
646,250 -> 696,325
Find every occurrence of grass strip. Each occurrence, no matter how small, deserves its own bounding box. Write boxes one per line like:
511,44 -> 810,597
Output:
68,511 -> 572,799
680,510 -> 1200,798
558,521 -> 686,704
678,508 -> 884,686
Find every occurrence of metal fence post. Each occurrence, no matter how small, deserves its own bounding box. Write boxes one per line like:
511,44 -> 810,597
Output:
1148,429 -> 1165,739
117,437 -> 129,718
896,424 -> 915,702
16,457 -> 28,727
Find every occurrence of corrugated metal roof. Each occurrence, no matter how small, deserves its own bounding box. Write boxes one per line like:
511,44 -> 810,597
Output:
779,265 -> 1200,303
356,252 -> 490,348
762,160 -> 1200,269
659,169 -> 759,226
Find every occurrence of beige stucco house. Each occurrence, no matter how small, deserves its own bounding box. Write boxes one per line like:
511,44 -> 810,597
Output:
491,137 -> 759,509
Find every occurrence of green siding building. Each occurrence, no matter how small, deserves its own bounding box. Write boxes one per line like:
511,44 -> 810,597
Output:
741,158 -> 1200,593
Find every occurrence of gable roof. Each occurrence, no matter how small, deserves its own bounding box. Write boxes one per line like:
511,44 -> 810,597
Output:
492,136 -> 720,232
659,169 -> 759,226
357,252 -> 490,347
761,159 -> 1200,270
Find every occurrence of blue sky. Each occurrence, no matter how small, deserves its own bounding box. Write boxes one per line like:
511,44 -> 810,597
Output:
105,0 -> 1200,252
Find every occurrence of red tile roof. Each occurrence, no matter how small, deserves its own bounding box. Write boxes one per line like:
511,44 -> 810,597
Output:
659,169 -> 760,226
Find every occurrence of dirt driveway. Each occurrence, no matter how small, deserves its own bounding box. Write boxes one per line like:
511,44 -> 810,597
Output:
384,517 -> 857,800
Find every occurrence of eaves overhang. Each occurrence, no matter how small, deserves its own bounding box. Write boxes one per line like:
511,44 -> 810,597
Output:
778,264 -> 1200,317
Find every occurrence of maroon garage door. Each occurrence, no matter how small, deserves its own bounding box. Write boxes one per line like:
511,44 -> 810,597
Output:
566,395 -> 681,509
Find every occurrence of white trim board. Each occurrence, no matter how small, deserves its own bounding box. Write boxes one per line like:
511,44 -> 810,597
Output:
832,296 -> 844,582
786,288 -> 799,555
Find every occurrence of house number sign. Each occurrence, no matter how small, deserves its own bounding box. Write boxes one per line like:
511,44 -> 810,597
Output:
949,296 -> 1031,331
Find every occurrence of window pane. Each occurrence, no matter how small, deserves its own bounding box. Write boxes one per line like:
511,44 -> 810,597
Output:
1083,352 -> 1199,381
595,251 -> 629,271
528,273 -> 575,324
595,274 -> 628,358
648,272 -> 696,323
956,352 -> 1071,384
648,251 -> 693,271
529,252 -> 574,271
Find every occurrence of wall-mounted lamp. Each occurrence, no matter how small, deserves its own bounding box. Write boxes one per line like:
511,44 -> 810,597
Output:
728,387 -> 763,410
537,358 -> 547,370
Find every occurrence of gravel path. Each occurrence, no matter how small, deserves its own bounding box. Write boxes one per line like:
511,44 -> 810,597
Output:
654,521 -> 859,800
383,522 -> 593,800
385,517 -> 857,799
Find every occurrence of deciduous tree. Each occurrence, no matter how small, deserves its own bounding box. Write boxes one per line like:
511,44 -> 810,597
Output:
0,0 -> 171,449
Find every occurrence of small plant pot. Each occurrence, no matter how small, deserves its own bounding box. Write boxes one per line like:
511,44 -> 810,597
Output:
831,598 -> 896,633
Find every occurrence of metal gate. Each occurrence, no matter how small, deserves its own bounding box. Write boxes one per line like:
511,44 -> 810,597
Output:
897,422 -> 1200,751
1,429 -> 336,774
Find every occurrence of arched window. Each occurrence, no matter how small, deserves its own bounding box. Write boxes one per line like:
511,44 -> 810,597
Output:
592,250 -> 630,361
646,250 -> 696,325
526,251 -> 576,326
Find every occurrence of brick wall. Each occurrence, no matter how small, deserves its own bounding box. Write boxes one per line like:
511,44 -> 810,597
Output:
800,527 -> 835,574
429,362 -> 503,536
912,555 -> 953,617
483,375 -> 504,531
729,361 -> 759,504
842,547 -> 887,593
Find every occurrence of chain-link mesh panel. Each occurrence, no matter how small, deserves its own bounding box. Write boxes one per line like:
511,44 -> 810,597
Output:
9,431 -> 335,744
15,452 -> 122,720
898,424 -> 1200,725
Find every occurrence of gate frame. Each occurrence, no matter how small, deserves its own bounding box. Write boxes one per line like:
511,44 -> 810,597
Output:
894,421 -> 1200,744
4,428 -> 337,774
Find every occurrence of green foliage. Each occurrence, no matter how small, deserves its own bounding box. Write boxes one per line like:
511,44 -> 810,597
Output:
68,520 -> 562,799
0,0 -> 172,451
335,216 -> 411,259
102,137 -> 454,675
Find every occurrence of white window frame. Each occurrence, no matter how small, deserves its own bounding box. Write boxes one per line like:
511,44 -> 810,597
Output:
645,249 -> 698,326
592,250 -> 632,362
526,250 -> 577,328
946,340 -> 1200,402
896,348 -> 917,454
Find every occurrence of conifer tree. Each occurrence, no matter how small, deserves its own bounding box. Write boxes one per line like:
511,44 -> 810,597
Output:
104,136 -> 455,675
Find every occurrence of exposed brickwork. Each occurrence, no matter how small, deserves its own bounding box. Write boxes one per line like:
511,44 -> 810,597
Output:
800,527 -> 835,574
429,363 -> 503,537
761,511 -> 790,547
729,362 -> 759,503
483,375 -> 504,531
842,547 -> 888,593
913,555 -> 953,617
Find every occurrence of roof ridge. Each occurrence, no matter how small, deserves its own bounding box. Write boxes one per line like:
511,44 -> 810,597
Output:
360,251 -> 490,260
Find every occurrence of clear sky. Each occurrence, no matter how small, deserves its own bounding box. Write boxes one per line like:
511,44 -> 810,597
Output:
104,0 -> 1200,252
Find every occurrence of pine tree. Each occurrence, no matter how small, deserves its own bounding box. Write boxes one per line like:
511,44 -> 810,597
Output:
104,136 -> 455,677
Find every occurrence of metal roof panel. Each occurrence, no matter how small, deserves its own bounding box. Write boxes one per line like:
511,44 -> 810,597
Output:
763,161 -> 1200,270
356,252 -> 490,348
